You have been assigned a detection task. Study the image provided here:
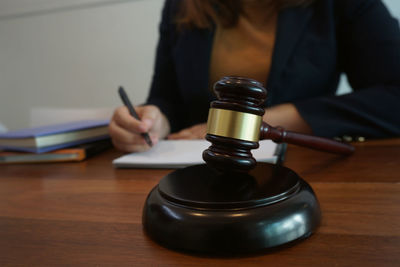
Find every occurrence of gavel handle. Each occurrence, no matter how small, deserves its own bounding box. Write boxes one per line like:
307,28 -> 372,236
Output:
260,122 -> 355,155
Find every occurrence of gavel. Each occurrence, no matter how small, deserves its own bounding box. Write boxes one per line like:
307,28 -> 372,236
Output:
203,76 -> 355,172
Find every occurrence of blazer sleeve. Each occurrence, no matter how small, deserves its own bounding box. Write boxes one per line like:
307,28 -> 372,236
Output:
145,0 -> 184,133
294,0 -> 400,138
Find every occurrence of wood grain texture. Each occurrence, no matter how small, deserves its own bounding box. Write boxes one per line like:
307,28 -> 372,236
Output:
0,139 -> 399,266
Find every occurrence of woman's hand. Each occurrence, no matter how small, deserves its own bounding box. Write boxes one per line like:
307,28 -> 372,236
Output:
109,105 -> 170,152
263,103 -> 312,134
168,123 -> 207,140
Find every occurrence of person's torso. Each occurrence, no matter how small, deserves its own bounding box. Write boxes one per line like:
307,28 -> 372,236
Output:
168,0 -> 341,128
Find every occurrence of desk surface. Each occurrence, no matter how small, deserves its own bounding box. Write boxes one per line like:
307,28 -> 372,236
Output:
1,139 -> 399,266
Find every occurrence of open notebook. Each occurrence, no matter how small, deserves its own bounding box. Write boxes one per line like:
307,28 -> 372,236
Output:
113,139 -> 286,169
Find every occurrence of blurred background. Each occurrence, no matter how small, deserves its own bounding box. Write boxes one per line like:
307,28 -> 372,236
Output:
0,0 -> 399,131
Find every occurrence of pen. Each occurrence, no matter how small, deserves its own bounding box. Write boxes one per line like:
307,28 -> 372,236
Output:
118,86 -> 153,147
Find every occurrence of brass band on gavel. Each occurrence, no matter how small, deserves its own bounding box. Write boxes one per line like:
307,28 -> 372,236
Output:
206,108 -> 262,142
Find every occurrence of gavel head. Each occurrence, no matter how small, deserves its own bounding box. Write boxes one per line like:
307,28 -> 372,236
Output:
202,76 -> 267,172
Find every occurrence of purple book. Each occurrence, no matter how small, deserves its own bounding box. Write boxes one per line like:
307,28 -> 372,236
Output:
0,120 -> 110,153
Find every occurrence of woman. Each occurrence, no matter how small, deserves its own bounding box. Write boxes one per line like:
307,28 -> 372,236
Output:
109,0 -> 400,152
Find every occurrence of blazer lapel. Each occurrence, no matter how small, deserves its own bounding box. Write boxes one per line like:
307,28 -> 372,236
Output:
267,6 -> 314,105
178,29 -> 214,91
174,27 -> 216,125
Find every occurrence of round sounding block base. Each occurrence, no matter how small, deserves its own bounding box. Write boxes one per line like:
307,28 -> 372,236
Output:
142,163 -> 321,254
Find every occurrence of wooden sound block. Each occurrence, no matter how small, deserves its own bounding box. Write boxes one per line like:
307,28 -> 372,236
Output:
143,163 -> 321,254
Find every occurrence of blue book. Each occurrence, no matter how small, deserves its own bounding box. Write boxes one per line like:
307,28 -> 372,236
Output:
0,120 -> 110,153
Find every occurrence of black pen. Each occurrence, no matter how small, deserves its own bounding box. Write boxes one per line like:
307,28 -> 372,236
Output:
118,86 -> 153,147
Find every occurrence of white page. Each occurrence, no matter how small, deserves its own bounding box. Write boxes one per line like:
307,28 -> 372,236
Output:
113,139 -> 281,169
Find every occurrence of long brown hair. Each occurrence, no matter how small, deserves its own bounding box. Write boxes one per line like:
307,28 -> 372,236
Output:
177,0 -> 314,29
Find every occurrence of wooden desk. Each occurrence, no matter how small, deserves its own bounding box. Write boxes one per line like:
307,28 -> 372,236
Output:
1,139 -> 399,266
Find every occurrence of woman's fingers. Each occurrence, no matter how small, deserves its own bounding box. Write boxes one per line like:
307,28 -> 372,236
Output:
109,105 -> 166,152
138,105 -> 161,132
112,106 -> 146,133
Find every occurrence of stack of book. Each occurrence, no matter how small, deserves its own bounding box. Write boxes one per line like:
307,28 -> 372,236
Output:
0,120 -> 112,164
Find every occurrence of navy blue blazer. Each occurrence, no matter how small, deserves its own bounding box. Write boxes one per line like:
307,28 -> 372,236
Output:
146,0 -> 400,138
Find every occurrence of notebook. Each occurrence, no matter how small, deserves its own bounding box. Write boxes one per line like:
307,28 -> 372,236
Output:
0,139 -> 112,164
113,139 -> 286,169
0,119 -> 109,153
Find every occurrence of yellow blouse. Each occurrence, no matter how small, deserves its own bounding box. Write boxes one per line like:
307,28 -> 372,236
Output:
209,5 -> 278,88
